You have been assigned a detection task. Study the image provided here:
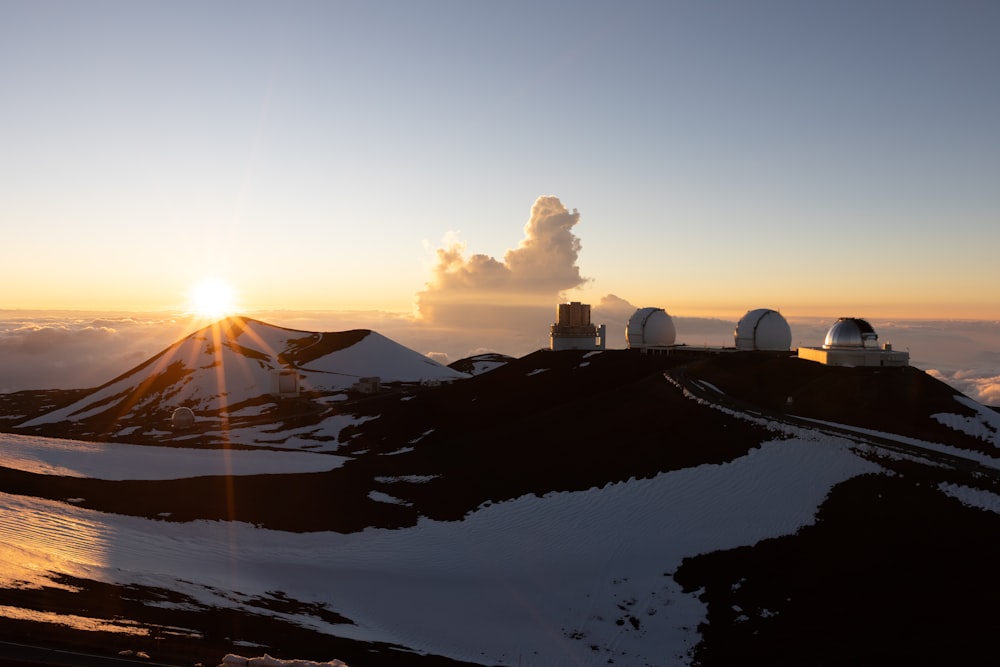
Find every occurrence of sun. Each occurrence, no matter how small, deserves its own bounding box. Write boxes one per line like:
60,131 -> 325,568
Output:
188,278 -> 238,319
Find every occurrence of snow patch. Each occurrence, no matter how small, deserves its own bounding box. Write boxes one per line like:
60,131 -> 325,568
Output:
368,491 -> 411,507
938,483 -> 1000,514
0,433 -> 345,480
931,395 -> 1000,447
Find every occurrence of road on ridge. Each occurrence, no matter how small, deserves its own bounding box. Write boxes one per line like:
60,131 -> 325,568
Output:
664,366 -> 1000,483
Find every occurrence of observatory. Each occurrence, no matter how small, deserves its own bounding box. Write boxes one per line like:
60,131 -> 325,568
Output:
550,302 -> 606,351
626,307 -> 676,352
171,407 -> 196,430
734,308 -> 792,351
798,317 -> 909,367
270,369 -> 300,398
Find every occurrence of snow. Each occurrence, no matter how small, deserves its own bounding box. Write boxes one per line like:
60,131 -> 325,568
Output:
0,433 -> 345,480
931,395 -> 1000,447
666,370 -> 1000,470
466,360 -> 507,375
298,332 -> 468,386
0,604 -> 151,636
201,414 -> 377,452
19,320 -> 466,429
792,416 -> 1000,470
938,483 -> 1000,514
0,436 -> 880,667
373,475 -> 438,484
367,491 -> 411,506
223,654 -> 347,667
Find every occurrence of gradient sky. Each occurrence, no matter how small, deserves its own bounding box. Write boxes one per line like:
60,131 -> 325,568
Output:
3,0 -> 999,319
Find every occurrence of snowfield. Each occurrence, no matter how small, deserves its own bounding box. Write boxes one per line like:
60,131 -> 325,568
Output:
0,435 -> 880,667
0,432 -> 346,480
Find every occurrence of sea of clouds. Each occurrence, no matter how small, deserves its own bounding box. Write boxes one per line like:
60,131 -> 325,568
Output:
1,310 -> 997,406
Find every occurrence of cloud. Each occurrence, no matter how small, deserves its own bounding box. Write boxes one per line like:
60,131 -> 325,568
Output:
416,196 -> 587,329
927,367 -> 1000,407
591,294 -> 636,325
783,317 -> 1000,407
0,314 -> 194,393
425,351 -> 450,365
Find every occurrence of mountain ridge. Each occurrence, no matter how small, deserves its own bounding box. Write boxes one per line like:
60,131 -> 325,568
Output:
14,316 -> 467,444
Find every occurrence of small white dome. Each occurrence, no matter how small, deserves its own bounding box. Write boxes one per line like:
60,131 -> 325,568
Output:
626,307 -> 676,348
734,309 -> 792,351
171,407 -> 196,430
823,318 -> 878,349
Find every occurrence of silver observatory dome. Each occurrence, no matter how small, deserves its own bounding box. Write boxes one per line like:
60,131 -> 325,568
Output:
823,317 -> 879,349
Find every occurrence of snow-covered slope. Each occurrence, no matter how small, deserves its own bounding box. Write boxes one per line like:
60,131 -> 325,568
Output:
0,432 -> 344,480
18,317 -> 467,433
0,436 -> 879,666
2,349 -> 1000,666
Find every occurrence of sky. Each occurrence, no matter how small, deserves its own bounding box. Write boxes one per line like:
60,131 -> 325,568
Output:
2,0 -> 999,316
1,1 -> 999,399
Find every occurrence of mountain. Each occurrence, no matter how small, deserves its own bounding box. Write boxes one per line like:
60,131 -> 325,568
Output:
1,328 -> 1000,666
15,316 -> 467,445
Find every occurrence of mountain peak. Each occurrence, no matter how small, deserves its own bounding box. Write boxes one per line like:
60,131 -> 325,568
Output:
17,318 -> 466,440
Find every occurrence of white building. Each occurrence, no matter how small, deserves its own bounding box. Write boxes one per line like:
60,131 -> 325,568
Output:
734,308 -> 792,351
626,307 -> 676,353
798,317 -> 909,367
270,369 -> 301,398
550,302 -> 606,351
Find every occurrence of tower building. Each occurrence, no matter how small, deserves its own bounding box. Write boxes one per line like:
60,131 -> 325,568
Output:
550,302 -> 606,351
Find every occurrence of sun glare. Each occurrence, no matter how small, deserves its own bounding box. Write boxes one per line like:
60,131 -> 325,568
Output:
189,278 -> 238,319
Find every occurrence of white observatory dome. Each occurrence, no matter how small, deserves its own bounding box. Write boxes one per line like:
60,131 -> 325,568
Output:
734,308 -> 792,351
823,317 -> 878,349
171,406 -> 196,430
626,307 -> 676,348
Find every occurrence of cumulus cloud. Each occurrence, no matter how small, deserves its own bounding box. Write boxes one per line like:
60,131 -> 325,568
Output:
424,351 -> 451,365
591,294 -> 636,325
416,196 -> 587,330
